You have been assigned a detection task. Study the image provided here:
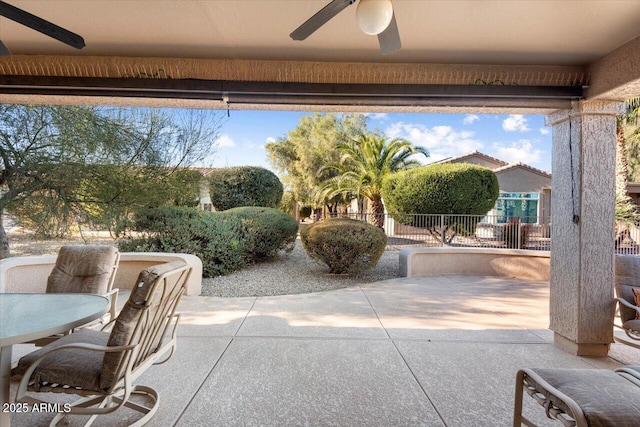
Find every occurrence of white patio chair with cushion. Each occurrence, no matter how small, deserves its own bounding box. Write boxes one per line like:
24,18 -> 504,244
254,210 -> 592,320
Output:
47,244 -> 121,323
12,261 -> 192,427
28,245 -> 121,347
513,366 -> 640,427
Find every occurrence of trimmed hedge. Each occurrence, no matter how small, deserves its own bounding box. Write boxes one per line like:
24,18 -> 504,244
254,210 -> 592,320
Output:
209,166 -> 283,210
381,163 -> 499,217
300,217 -> 387,274
118,207 -> 245,277
225,206 -> 298,262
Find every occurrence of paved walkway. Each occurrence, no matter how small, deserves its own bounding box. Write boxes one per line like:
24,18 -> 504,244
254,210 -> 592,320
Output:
10,275 -> 640,426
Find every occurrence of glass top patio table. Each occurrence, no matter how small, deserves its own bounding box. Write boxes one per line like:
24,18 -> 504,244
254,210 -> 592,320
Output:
0,293 -> 109,346
0,293 -> 109,426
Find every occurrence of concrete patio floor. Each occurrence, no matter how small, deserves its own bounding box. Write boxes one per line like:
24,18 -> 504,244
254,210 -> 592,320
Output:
9,275 -> 640,427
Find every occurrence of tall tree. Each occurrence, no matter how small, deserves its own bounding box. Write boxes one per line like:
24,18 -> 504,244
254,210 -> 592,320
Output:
615,97 -> 640,225
265,113 -> 368,213
0,105 -> 223,257
321,133 -> 429,228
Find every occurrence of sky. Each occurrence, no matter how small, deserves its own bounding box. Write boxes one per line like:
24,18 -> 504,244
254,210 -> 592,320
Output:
208,111 -> 552,173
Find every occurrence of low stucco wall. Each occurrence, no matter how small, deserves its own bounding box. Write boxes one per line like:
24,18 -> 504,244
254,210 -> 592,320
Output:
0,252 -> 203,295
399,247 -> 551,281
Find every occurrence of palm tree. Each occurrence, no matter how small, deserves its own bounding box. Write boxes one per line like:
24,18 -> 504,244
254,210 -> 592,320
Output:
320,133 -> 428,228
616,97 -> 640,224
614,96 -> 640,248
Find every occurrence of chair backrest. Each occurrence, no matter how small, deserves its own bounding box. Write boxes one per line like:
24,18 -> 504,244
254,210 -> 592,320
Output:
615,255 -> 640,322
47,245 -> 120,295
100,261 -> 191,391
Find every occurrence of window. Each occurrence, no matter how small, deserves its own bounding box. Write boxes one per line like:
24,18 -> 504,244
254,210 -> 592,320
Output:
495,192 -> 539,223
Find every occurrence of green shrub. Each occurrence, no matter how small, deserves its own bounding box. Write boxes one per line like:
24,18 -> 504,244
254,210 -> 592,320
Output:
225,206 -> 298,262
382,163 -> 499,216
300,218 -> 387,274
299,206 -> 313,218
381,164 -> 498,243
209,166 -> 284,210
118,207 -> 245,277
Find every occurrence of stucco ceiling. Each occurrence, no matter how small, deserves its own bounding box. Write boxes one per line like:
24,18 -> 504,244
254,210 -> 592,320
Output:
1,0 -> 640,66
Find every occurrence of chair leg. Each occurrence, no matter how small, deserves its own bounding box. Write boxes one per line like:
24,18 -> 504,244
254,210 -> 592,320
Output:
514,370 -> 526,427
613,334 -> 640,350
124,385 -> 160,427
48,386 -> 159,427
514,370 -> 552,427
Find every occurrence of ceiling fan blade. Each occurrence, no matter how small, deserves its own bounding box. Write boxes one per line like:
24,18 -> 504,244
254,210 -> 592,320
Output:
0,0 -> 85,49
378,11 -> 401,55
0,40 -> 10,56
290,0 -> 355,41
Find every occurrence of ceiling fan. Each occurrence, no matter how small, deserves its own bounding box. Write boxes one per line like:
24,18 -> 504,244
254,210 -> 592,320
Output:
0,0 -> 85,56
290,0 -> 401,55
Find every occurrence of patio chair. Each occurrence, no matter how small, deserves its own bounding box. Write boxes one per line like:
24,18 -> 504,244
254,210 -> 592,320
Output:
513,366 -> 640,427
614,255 -> 640,349
12,261 -> 192,427
29,245 -> 121,347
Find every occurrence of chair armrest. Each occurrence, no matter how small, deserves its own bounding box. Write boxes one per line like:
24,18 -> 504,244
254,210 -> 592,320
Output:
516,368 -> 589,427
16,342 -> 138,404
616,366 -> 640,387
616,297 -> 640,313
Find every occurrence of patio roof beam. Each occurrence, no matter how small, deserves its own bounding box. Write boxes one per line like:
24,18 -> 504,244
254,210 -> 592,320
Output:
0,76 -> 583,109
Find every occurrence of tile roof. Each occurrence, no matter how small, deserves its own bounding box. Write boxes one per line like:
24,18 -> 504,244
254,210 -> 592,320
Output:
433,151 -> 551,177
432,151 -> 509,167
492,162 -> 551,178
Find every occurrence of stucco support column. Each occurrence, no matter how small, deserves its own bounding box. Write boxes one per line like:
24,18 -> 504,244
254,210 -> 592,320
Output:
546,100 -> 625,357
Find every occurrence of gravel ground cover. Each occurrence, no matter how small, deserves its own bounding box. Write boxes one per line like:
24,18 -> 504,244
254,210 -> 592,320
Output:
201,240 -> 401,297
6,227 -> 400,298
6,229 -> 116,257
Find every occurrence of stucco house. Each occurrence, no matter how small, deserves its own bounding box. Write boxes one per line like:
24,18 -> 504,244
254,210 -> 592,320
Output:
434,151 -> 552,225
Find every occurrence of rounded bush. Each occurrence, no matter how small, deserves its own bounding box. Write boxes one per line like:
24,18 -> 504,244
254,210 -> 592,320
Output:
209,166 -> 284,210
299,206 -> 313,218
118,207 -> 245,278
300,218 -> 387,274
225,206 -> 298,262
382,163 -> 499,216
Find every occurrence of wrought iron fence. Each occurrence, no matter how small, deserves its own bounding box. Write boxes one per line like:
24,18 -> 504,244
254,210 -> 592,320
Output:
330,213 -> 551,250
316,212 -> 640,254
616,223 -> 640,255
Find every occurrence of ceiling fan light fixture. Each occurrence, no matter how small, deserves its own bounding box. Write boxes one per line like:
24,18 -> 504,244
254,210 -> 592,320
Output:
356,0 -> 393,35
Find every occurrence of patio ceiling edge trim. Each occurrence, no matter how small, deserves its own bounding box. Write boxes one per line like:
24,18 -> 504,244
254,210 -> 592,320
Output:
0,76 -> 583,109
0,55 -> 588,87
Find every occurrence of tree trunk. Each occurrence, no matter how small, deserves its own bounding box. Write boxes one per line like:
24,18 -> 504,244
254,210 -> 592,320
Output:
0,212 -> 10,259
369,196 -> 385,229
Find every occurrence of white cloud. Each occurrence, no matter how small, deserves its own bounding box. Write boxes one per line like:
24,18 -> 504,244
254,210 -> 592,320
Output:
265,136 -> 276,144
502,115 -> 531,132
492,139 -> 543,164
367,113 -> 388,121
539,128 -> 550,135
216,134 -> 236,148
463,114 -> 480,125
246,141 -> 265,150
385,122 -> 483,162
